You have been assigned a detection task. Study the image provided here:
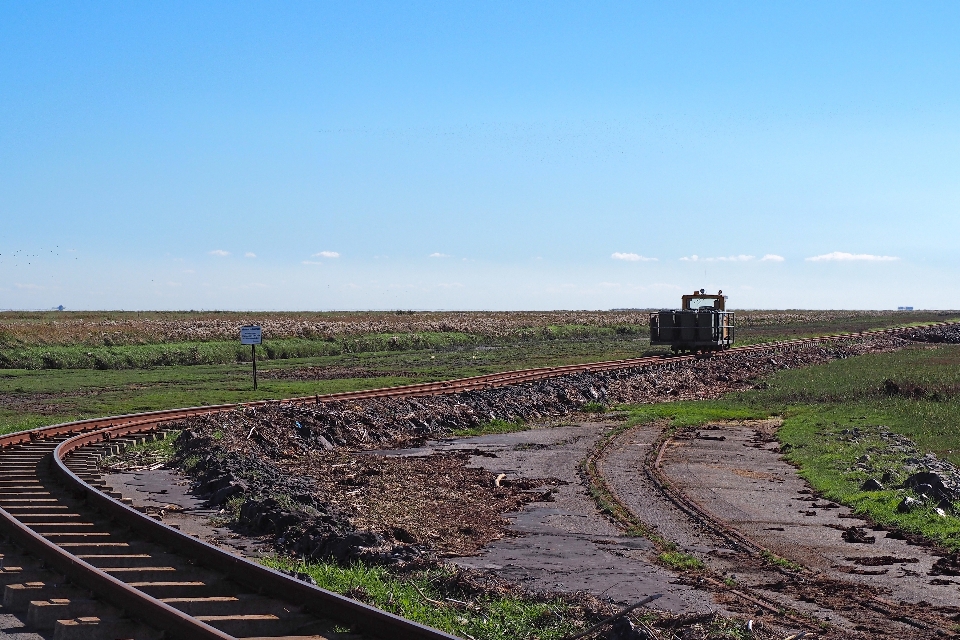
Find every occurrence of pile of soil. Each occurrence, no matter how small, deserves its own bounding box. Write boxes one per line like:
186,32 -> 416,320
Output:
902,324 -> 960,344
302,452 -> 563,557
173,428 -> 559,564
930,553 -> 960,576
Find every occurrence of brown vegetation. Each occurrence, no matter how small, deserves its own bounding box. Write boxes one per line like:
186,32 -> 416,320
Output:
2,309 -> 954,347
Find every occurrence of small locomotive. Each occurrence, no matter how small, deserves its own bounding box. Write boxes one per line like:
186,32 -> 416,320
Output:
649,289 -> 735,354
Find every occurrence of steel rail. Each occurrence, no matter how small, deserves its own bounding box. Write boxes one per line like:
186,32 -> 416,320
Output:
0,320 -> 953,639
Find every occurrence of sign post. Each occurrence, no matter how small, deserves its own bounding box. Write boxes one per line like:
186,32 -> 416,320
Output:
240,326 -> 262,390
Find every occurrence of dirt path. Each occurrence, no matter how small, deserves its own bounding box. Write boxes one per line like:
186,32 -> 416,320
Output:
599,421 -> 875,634
664,422 -> 960,607
384,422 -> 719,615
595,418 -> 960,638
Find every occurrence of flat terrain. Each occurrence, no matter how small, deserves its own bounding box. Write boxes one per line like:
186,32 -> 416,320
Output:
6,312 -> 960,638
2,309 -> 955,436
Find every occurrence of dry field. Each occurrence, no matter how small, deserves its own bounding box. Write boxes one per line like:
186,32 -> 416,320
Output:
1,309 -> 951,347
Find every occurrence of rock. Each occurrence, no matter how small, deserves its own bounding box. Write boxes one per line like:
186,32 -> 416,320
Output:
881,470 -> 897,484
207,481 -> 245,506
897,496 -> 920,513
905,471 -> 953,501
324,531 -> 384,563
198,474 -> 234,494
391,526 -> 416,544
930,552 -> 960,576
607,616 -> 648,640
914,483 -> 935,497
861,478 -> 884,491
841,526 -> 876,544
283,569 -> 318,585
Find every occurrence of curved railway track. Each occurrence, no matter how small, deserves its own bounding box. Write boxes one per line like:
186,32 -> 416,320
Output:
0,322 -> 953,639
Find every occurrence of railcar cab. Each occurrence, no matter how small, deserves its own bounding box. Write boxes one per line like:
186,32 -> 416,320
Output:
649,289 -> 735,354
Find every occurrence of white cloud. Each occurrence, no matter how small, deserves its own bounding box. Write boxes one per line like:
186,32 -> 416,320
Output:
313,251 -> 340,258
611,252 -> 657,262
805,252 -> 899,262
680,254 -> 754,262
209,250 -> 230,257
429,252 -> 451,258
244,252 -> 257,258
760,254 -> 785,262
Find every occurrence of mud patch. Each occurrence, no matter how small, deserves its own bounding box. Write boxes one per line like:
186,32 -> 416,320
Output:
259,365 -> 418,381
0,391 -> 70,415
170,428 -> 559,564
301,451 -> 563,557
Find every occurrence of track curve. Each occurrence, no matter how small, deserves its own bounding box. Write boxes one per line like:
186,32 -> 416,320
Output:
0,321 -> 954,639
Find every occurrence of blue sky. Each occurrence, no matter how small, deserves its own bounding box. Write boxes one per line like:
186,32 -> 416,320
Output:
2,2 -> 959,310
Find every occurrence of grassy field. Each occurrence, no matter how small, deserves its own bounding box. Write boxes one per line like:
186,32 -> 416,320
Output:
618,342 -> 960,550
0,335 -> 661,435
2,309 -> 954,369
1,309 -> 956,437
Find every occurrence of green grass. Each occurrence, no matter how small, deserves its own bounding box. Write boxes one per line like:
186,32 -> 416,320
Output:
657,551 -> 704,571
760,551 -> 803,572
617,402 -> 769,433
259,557 -> 586,640
776,408 -> 960,549
580,401 -> 606,414
730,312 -> 960,346
450,418 -> 529,438
0,328 -> 652,370
0,412 -> 75,436
100,430 -> 181,468
0,334 -> 484,370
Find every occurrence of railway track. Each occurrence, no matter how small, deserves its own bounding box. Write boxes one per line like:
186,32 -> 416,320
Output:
0,321 -> 953,639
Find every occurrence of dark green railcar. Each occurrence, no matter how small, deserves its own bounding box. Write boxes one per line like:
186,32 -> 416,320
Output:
649,289 -> 735,353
